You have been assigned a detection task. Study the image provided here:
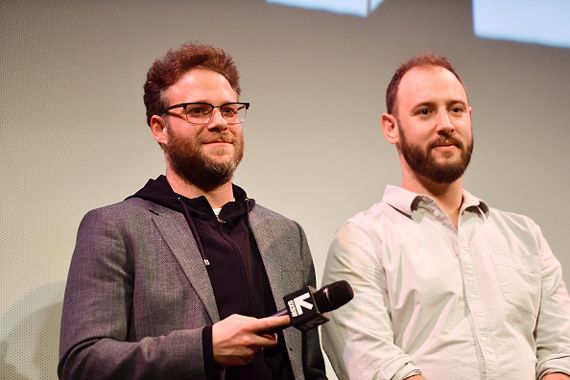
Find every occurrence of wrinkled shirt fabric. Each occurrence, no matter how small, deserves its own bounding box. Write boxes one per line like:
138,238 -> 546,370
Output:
322,185 -> 570,380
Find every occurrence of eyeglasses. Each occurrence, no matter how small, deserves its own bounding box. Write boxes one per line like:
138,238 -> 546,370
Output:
163,102 -> 250,125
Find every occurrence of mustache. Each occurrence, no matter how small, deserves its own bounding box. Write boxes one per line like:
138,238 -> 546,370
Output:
200,134 -> 236,144
428,136 -> 464,150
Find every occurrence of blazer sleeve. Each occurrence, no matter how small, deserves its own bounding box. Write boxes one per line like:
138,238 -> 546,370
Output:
58,207 -> 211,380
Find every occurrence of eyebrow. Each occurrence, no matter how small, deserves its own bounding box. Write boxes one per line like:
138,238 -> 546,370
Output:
412,99 -> 467,109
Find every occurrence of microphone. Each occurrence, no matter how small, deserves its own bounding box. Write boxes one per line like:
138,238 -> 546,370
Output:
271,280 -> 354,332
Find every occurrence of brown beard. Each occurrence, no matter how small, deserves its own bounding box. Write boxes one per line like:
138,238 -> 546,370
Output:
398,121 -> 473,184
164,126 -> 244,192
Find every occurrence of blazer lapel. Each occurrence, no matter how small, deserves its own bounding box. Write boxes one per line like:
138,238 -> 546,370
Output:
248,207 -> 301,311
151,206 -> 220,323
249,206 -> 304,377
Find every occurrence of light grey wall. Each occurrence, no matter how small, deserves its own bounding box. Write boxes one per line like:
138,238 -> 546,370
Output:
2,0 -> 569,378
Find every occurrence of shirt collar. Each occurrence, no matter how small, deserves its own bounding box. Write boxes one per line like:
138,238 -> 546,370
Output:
382,185 -> 489,218
461,189 -> 489,217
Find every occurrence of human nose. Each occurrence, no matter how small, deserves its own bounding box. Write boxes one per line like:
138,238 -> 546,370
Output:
207,107 -> 228,131
435,109 -> 454,134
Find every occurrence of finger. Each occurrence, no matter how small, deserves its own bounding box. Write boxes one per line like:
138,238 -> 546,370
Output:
259,331 -> 278,340
252,315 -> 291,333
253,333 -> 279,347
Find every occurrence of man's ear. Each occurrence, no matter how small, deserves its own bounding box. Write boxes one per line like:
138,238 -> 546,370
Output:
150,114 -> 168,146
381,112 -> 399,145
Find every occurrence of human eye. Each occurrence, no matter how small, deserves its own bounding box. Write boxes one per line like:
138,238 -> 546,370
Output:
220,104 -> 238,117
416,106 -> 432,116
185,104 -> 211,116
449,103 -> 466,114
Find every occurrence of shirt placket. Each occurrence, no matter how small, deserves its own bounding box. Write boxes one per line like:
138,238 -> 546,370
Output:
456,212 -> 497,380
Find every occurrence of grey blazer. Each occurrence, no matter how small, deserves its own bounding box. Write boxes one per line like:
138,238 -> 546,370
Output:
59,197 -> 326,379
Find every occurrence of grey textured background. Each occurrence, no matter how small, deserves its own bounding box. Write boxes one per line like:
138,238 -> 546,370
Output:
1,0 -> 569,378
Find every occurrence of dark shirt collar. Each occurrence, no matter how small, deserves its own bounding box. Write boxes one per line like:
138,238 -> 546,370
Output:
129,175 -> 255,223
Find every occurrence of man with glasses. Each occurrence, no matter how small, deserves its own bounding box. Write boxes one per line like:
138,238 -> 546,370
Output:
59,43 -> 326,380
322,52 -> 570,379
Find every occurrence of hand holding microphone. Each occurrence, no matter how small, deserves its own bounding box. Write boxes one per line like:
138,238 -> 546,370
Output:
212,280 -> 353,367
268,280 -> 354,332
212,314 -> 290,367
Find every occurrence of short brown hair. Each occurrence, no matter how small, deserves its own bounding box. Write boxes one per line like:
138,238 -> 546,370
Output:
143,43 -> 241,125
385,52 -> 464,115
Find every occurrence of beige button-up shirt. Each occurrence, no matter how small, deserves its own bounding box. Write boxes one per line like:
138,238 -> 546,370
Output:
322,185 -> 570,380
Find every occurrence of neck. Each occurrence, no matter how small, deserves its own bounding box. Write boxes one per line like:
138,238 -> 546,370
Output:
165,168 -> 234,208
401,170 -> 464,229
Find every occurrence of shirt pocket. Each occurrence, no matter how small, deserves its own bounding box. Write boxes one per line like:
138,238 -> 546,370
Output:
491,250 -> 541,316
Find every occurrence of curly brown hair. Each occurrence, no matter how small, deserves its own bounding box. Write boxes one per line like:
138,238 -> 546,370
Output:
143,43 -> 241,126
386,52 -> 464,115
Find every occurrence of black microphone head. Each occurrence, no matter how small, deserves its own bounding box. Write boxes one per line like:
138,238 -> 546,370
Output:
313,280 -> 354,313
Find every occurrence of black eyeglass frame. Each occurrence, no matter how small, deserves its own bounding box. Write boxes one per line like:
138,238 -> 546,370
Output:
161,102 -> 250,125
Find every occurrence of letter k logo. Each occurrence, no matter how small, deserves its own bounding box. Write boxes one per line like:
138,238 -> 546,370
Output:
293,293 -> 314,315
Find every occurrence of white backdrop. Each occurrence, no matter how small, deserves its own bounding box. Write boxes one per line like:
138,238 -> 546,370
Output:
2,0 -> 569,378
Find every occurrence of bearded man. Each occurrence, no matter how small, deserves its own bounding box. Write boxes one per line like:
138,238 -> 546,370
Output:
58,43 -> 326,380
321,52 -> 570,380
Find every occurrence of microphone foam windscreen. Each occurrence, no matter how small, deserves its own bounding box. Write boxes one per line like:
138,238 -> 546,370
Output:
314,280 -> 354,313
